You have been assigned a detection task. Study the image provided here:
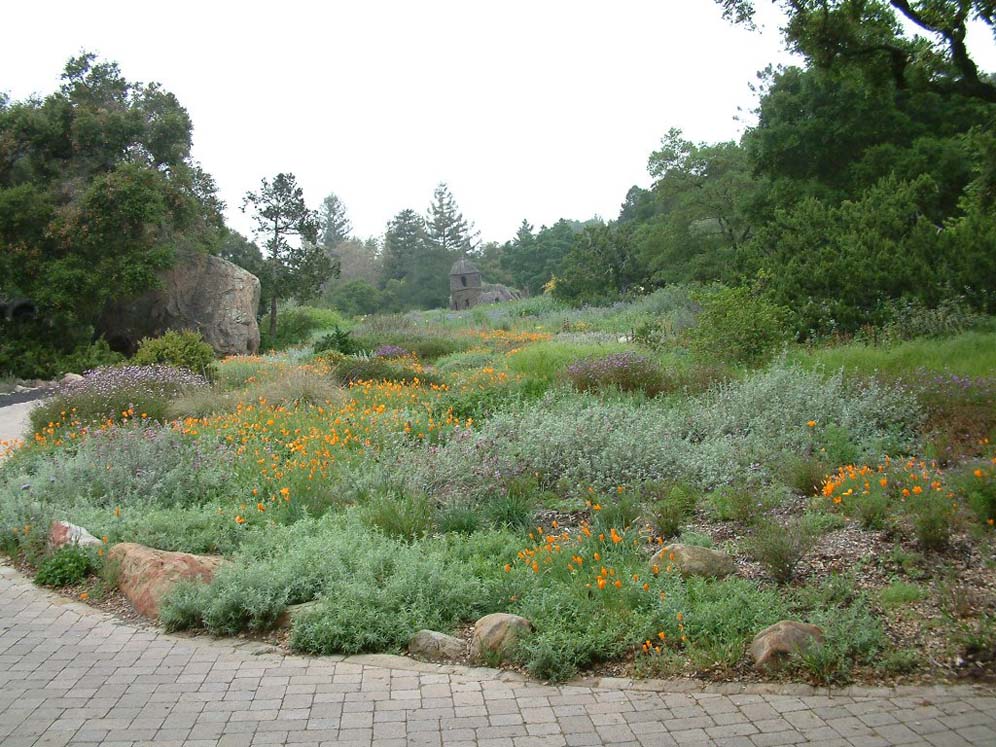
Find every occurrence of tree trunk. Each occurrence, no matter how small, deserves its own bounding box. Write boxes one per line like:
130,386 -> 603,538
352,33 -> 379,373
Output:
269,293 -> 277,341
270,219 -> 279,341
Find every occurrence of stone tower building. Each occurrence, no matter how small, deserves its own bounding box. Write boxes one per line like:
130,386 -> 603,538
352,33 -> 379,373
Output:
449,257 -> 482,310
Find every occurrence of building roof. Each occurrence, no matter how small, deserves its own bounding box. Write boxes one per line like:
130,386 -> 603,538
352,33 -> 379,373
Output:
449,257 -> 480,276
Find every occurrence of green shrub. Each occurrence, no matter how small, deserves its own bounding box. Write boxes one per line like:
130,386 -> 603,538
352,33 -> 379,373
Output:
260,306 -> 346,350
879,296 -> 985,342
643,482 -> 699,538
780,455 -> 828,496
707,485 -> 777,525
672,577 -> 790,671
748,519 -> 814,584
351,332 -> 469,360
687,286 -> 791,366
3,421 -> 237,520
800,510 -> 846,536
363,487 -> 435,541
592,489 -> 642,532
676,530 -> 714,548
166,387 -> 238,419
215,357 -> 272,389
436,505 -> 481,534
434,350 -> 500,374
878,649 -> 922,675
159,515 -> 511,648
329,357 -> 444,387
133,330 -> 216,379
906,490 -> 954,551
851,488 -> 892,530
435,379 -> 532,422
879,581 -> 926,610
242,367 -> 343,407
159,580 -> 210,631
798,598 -> 886,685
953,460 -> 996,528
483,477 -> 540,529
414,363 -> 920,503
34,546 -> 94,587
313,326 -> 357,356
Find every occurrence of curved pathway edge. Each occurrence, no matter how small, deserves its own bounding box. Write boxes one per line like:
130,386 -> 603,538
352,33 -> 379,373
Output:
2,563 -> 995,746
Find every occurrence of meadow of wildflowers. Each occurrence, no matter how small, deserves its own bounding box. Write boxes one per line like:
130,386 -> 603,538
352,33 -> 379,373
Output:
1,296 -> 994,684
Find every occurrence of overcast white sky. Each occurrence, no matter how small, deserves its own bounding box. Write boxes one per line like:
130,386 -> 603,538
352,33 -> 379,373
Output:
3,2 -> 994,244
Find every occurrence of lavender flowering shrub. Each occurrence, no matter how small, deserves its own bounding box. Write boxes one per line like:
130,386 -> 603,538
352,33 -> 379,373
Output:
564,351 -> 668,396
373,344 -> 409,358
30,365 -> 208,432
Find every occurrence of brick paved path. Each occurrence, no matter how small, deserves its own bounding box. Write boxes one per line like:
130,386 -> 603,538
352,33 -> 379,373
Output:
1,565 -> 994,746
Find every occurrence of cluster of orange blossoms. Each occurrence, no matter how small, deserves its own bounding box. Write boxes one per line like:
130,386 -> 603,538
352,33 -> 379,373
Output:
504,516 -> 687,654
821,457 -> 950,505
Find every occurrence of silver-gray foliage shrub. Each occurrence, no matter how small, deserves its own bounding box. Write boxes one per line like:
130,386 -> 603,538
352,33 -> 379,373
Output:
409,362 -> 921,498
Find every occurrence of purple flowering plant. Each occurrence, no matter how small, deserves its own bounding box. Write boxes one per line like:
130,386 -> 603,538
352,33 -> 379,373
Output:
31,365 -> 208,433
373,344 -> 409,359
564,351 -> 668,396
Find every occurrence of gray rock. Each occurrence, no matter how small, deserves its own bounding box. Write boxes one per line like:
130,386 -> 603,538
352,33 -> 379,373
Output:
275,600 -> 320,629
61,373 -> 84,384
99,252 -> 260,356
48,520 -> 102,549
471,613 -> 532,659
408,629 -> 464,661
750,620 -> 825,671
650,543 -> 736,578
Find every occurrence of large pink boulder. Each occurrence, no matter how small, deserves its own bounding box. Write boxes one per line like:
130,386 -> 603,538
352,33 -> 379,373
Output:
107,542 -> 225,619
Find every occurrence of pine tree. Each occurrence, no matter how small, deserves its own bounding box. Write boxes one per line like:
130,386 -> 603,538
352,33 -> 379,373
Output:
242,173 -> 330,339
318,193 -> 352,248
425,182 -> 480,256
381,209 -> 426,284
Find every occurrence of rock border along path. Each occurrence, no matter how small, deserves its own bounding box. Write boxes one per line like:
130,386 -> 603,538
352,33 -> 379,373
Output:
2,565 -> 995,746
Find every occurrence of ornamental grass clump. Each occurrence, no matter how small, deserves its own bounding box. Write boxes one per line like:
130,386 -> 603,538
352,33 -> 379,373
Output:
564,351 -> 668,396
31,364 -> 208,433
748,519 -> 815,584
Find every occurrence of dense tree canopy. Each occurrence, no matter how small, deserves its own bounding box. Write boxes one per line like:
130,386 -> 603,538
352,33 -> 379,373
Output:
545,1 -> 995,329
0,53 -> 224,375
717,1 -> 996,102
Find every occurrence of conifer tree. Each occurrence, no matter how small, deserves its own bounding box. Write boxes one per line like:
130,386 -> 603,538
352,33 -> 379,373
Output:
242,173 -> 330,339
425,182 -> 480,256
318,193 -> 352,248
